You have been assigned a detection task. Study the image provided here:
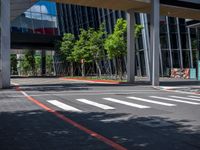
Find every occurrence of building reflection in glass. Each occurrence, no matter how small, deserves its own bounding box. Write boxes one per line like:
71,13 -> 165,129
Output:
11,1 -> 58,35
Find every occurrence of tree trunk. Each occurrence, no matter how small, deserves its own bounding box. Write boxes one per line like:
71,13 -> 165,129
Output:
117,57 -> 123,80
81,63 -> 85,77
114,58 -> 118,79
70,62 -> 73,77
95,60 -> 102,78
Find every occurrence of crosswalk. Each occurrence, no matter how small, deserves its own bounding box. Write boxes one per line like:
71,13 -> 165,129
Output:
127,97 -> 176,106
150,96 -> 200,105
76,99 -> 115,110
103,98 -> 150,109
48,100 -> 82,112
47,95 -> 200,112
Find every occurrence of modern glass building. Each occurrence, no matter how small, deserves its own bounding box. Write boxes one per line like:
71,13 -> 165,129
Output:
10,1 -> 59,76
56,3 -> 200,77
11,1 -> 58,35
8,1 -> 200,78
11,1 -> 60,50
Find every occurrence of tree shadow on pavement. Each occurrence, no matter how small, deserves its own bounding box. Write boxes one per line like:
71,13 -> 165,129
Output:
11,82 -> 154,92
0,109 -> 200,150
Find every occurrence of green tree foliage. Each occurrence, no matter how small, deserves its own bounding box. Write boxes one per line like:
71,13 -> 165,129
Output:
11,54 -> 18,75
73,29 -> 93,76
35,55 -> 41,75
192,39 -> 197,49
57,19 -> 143,79
60,33 -> 76,62
72,24 -> 107,77
104,18 -> 127,59
104,18 -> 143,79
104,19 -> 127,79
134,24 -> 144,39
104,19 -> 144,59
46,55 -> 53,75
73,29 -> 92,63
60,33 -> 76,76
20,50 -> 36,76
87,23 -> 107,77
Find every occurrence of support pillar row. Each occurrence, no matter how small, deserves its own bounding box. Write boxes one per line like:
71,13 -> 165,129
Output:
0,0 -> 11,88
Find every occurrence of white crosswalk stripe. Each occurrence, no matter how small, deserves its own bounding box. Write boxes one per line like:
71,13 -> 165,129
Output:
103,98 -> 150,109
47,100 -> 82,112
150,96 -> 200,105
188,95 -> 200,99
76,99 -> 115,110
127,97 -> 176,106
47,95 -> 200,113
170,96 -> 200,102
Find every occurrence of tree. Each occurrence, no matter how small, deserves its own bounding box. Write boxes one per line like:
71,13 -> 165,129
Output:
35,55 -> 41,75
72,29 -> 93,76
20,50 -> 36,76
11,54 -> 18,75
104,18 -> 127,79
60,33 -> 76,76
104,18 -> 144,79
134,24 -> 143,39
87,23 -> 107,77
46,55 -> 53,75
26,50 -> 36,75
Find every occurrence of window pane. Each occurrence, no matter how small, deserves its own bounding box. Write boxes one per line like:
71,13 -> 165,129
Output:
182,50 -> 190,68
172,50 -> 181,68
32,13 -> 44,34
162,50 -> 171,76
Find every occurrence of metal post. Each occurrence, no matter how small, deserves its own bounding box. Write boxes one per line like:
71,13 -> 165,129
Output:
127,9 -> 135,83
151,0 -> 160,86
166,16 -> 173,69
176,18 -> 183,69
140,13 -> 150,79
0,0 -> 10,88
187,28 -> 194,68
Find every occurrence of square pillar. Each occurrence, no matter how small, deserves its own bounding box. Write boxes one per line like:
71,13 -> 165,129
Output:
127,9 -> 136,83
151,0 -> 160,86
0,0 -> 11,88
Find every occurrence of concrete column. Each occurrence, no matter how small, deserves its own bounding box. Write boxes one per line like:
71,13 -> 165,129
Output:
127,9 -> 136,83
151,0 -> 160,86
0,0 -> 10,88
41,50 -> 46,76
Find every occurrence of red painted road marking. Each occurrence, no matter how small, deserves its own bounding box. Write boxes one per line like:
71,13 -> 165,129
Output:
59,77 -> 124,85
16,86 -> 127,150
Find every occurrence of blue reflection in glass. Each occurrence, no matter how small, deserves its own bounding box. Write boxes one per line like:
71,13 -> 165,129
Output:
11,1 -> 58,35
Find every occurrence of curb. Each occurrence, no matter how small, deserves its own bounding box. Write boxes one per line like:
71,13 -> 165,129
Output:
59,77 -> 125,85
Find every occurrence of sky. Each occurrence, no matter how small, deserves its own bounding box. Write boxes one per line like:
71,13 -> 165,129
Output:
34,1 -> 57,15
25,1 -> 57,20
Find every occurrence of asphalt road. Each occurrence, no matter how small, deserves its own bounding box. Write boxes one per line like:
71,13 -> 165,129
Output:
0,77 -> 200,150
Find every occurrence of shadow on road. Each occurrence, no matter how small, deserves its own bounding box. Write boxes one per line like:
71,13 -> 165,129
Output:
11,82 -> 153,92
0,109 -> 200,150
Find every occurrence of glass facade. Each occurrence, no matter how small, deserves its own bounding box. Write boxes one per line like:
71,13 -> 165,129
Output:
11,1 -> 59,35
56,3 -> 200,77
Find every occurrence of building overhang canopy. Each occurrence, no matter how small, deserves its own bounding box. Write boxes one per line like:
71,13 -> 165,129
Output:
11,0 -> 200,20
49,0 -> 200,20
